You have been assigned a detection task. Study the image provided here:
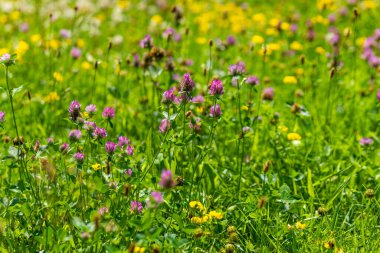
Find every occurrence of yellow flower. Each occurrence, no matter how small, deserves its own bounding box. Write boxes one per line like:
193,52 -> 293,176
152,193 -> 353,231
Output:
31,34 -> 42,44
0,15 -> 8,24
133,246 -> 145,253
241,105 -> 249,111
196,37 -> 207,45
290,41 -> 303,51
267,43 -> 280,51
117,0 -> 129,9
281,22 -> 290,31
252,13 -> 266,25
189,201 -> 204,210
315,47 -> 326,55
265,28 -> 279,36
317,0 -> 335,10
251,35 -> 264,44
76,39 -> 85,48
361,0 -> 377,9
44,92 -> 60,103
191,217 -> 203,224
287,133 -> 301,141
295,68 -> 304,76
92,164 -> 102,171
189,201 -> 197,208
53,72 -> 63,82
49,39 -> 60,50
295,221 -> 306,229
283,76 -> 297,84
208,211 -> 223,220
151,15 -> 163,25
0,48 -> 9,56
81,61 -> 92,70
82,112 -> 89,119
16,41 -> 30,59
10,11 -> 20,21
356,37 -> 366,47
269,18 -> 279,27
278,125 -> 288,133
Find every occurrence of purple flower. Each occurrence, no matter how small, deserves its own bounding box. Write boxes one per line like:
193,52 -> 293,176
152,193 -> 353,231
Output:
46,137 -> 54,144
68,129 -> 82,141
162,89 -> 176,104
159,169 -> 175,189
60,143 -> 69,153
228,61 -> 246,76
290,24 -> 298,33
84,121 -> 97,131
159,119 -> 171,133
0,53 -> 11,62
377,89 -> 380,101
102,107 -> 115,119
189,118 -> 201,133
92,127 -> 107,139
0,111 -> 5,123
140,35 -> 152,49
118,136 -> 130,149
124,168 -> 133,176
130,201 -> 143,213
105,141 -> 117,154
209,79 -> 224,96
360,137 -> 373,146
68,100 -> 81,121
151,191 -> 163,204
180,73 -> 195,92
246,76 -> 259,86
98,206 -> 109,216
19,22 -> 29,32
126,145 -> 134,156
210,104 -> 222,117
70,47 -> 81,59
192,95 -> 205,103
226,35 -> 236,46
262,87 -> 274,101
73,152 -> 85,163
85,104 -> 97,115
60,29 -> 71,39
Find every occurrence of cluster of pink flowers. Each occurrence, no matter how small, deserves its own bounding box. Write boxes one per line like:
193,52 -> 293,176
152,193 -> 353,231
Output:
362,29 -> 380,68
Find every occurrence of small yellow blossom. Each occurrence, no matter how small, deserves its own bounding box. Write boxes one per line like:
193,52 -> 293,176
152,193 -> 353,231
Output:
287,133 -> 301,141
189,201 -> 204,211
76,39 -> 85,48
196,37 -> 207,45
278,125 -> 288,133
191,217 -> 203,224
251,35 -> 264,44
265,28 -> 279,36
117,0 -> 129,9
31,34 -> 42,44
81,61 -> 92,70
208,211 -> 223,220
296,68 -> 304,76
53,72 -> 63,82
356,37 -> 366,47
151,15 -> 163,25
82,112 -> 89,118
49,39 -> 60,50
295,221 -> 306,229
315,47 -> 326,55
241,105 -> 249,111
44,92 -> 60,103
0,48 -> 9,56
283,76 -> 298,84
133,246 -> 145,253
281,22 -> 290,31
361,0 -> 377,9
16,41 -> 30,60
0,15 -> 8,24
92,163 -> 102,171
10,11 -> 20,21
290,41 -> 303,51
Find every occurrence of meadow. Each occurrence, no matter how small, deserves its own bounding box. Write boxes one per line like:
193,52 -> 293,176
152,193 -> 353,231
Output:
0,0 -> 379,252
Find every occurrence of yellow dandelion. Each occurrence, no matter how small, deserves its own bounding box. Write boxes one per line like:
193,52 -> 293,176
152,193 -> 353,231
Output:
281,22 -> 290,31
76,39 -> 85,48
0,15 -> 8,25
0,48 -> 9,56
315,47 -> 326,55
92,163 -> 102,171
287,133 -> 301,141
196,37 -> 207,45
49,39 -> 60,50
151,15 -> 163,25
30,34 -> 42,44
295,221 -> 306,229
133,246 -> 145,253
361,0 -> 377,9
296,68 -> 304,76
241,105 -> 249,111
81,61 -> 92,70
278,125 -> 288,133
44,92 -> 60,103
283,76 -> 298,84
53,72 -> 63,82
290,41 -> 303,51
251,35 -> 264,44
16,41 -> 30,59
10,11 -> 20,21
189,201 -> 197,208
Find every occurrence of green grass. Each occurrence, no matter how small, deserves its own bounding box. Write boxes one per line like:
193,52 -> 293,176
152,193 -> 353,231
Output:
0,0 -> 379,252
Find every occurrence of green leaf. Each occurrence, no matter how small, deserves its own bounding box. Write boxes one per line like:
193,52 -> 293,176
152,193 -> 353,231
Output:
307,168 -> 315,198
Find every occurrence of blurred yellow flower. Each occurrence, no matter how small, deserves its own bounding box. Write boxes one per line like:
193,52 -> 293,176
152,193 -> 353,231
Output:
361,0 -> 377,9
296,68 -> 304,76
92,163 -> 102,171
117,0 -> 129,9
0,48 -> 9,56
133,246 -> 145,253
196,37 -> 207,45
290,41 -> 303,51
31,34 -> 42,44
49,39 -> 60,50
189,201 -> 204,210
281,22 -> 290,31
283,76 -> 297,84
44,92 -> 60,103
53,72 -> 63,82
241,105 -> 249,111
278,125 -> 288,133
288,133 -> 301,141
10,11 -> 20,21
295,221 -> 306,229
16,41 -> 29,59
208,211 -> 223,220
151,15 -> 163,25
77,39 -> 85,48
0,15 -> 8,24
315,47 -> 326,55
81,61 -> 92,70
251,35 -> 264,44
